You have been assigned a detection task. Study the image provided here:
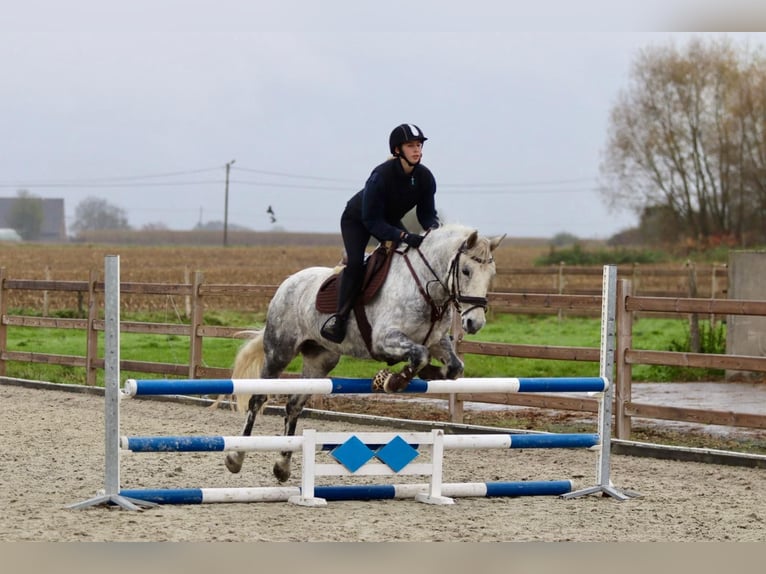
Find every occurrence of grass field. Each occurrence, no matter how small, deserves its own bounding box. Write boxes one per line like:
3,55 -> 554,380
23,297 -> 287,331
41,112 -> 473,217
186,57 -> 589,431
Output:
2,241 -> 756,453
1,240 -> 722,384
3,309 -> 708,385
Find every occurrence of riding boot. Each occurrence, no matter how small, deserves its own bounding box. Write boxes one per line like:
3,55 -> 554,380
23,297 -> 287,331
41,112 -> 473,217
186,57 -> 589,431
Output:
320,312 -> 349,343
320,268 -> 360,343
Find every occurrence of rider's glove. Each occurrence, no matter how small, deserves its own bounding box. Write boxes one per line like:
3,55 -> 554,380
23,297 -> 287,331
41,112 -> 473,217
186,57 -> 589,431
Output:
401,232 -> 424,248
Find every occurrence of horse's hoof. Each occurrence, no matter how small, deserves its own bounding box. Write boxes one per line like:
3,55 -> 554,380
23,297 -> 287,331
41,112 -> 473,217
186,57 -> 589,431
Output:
383,372 -> 411,393
273,462 -> 291,483
372,369 -> 392,392
417,364 -> 443,381
446,367 -> 464,380
225,452 -> 243,474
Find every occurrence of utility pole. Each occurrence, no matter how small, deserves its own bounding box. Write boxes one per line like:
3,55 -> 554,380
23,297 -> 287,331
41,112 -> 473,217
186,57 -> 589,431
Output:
223,159 -> 235,247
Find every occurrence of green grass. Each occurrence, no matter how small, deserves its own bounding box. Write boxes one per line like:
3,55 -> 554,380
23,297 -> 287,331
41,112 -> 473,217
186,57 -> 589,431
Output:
3,311 -> 717,385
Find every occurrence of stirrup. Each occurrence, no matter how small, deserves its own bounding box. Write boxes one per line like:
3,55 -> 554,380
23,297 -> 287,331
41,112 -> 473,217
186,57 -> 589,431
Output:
320,314 -> 347,343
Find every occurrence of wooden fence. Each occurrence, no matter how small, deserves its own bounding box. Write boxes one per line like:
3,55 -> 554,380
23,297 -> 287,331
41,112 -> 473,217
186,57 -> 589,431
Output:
1,261 -> 728,315
1,265 -> 765,442
494,262 -> 728,298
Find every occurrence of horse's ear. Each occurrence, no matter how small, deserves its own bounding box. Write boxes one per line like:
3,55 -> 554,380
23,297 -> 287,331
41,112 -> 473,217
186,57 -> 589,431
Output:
465,230 -> 479,249
489,233 -> 506,251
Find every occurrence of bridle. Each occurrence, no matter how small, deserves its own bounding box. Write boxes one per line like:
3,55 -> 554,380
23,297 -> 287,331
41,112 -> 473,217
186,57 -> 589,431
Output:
446,246 -> 493,315
399,238 -> 493,343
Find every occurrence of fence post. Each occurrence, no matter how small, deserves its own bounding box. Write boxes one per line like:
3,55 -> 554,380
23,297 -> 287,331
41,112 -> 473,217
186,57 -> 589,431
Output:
448,310 -> 464,423
43,265 -> 51,317
710,263 -> 719,326
85,268 -> 99,386
184,266 -> 192,318
557,262 -> 566,321
0,267 -> 6,377
615,278 -> 633,439
188,271 -> 204,379
686,260 -> 700,353
630,263 -> 640,324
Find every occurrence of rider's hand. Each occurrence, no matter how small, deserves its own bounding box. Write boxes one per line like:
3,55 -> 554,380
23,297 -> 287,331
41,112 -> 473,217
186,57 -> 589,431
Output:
401,232 -> 424,248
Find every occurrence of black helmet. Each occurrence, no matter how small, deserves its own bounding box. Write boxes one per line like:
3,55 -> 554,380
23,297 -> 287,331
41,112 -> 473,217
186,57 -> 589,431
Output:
389,124 -> 428,155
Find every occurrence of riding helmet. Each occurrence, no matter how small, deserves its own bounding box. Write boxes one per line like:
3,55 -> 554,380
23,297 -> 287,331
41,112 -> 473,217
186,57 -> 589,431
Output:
389,124 -> 428,155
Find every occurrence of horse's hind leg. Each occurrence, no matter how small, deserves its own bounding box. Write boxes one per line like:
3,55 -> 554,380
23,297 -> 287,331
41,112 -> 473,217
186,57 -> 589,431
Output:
224,393 -> 268,473
272,342 -> 340,482
224,328 -> 295,474
272,393 -> 312,482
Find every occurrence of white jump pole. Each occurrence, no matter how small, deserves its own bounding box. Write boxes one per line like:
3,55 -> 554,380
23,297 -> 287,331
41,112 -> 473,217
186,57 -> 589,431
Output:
67,255 -> 156,510
561,265 -> 640,501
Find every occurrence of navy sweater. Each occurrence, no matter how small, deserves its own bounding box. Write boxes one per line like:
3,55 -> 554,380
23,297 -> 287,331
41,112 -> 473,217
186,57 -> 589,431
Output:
343,158 -> 439,242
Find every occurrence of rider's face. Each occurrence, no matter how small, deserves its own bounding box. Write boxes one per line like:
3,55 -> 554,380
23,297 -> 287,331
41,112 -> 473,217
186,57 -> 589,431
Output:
399,140 -> 423,163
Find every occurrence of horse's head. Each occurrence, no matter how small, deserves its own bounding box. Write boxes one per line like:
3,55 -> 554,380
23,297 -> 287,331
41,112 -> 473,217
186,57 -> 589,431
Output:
421,224 -> 505,334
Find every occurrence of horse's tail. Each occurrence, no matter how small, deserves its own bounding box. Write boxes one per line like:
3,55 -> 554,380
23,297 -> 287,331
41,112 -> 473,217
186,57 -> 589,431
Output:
232,330 -> 265,413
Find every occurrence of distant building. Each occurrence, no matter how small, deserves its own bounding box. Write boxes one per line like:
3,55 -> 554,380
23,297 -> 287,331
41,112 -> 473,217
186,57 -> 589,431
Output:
0,228 -> 22,242
0,197 -> 67,241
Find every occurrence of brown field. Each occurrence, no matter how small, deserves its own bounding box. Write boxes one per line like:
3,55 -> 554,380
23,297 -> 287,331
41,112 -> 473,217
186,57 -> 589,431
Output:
0,236 -> 721,314
0,238 -> 551,282
0,239 -> 550,313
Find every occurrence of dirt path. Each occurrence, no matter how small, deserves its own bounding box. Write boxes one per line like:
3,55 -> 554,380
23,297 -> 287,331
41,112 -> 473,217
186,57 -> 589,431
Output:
1,383 -> 764,542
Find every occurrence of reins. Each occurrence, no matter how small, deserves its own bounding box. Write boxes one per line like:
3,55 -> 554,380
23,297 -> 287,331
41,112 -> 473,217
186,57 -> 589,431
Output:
398,236 -> 493,344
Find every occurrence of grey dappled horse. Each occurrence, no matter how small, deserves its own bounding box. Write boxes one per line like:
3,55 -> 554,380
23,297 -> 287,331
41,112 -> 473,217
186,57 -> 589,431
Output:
225,223 -> 505,481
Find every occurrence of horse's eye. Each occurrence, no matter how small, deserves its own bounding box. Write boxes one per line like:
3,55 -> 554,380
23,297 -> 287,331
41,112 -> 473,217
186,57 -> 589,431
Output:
462,267 -> 471,277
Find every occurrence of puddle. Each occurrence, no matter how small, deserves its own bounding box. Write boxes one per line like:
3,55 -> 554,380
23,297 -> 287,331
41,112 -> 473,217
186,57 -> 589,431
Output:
369,381 -> 766,440
627,381 -> 766,438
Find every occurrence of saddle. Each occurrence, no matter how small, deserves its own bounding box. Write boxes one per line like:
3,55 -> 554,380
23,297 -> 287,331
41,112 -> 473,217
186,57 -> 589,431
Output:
315,242 -> 396,351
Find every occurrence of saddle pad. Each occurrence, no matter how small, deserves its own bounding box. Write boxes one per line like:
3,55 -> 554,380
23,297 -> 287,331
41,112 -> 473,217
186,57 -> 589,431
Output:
315,243 -> 395,314
316,274 -> 340,314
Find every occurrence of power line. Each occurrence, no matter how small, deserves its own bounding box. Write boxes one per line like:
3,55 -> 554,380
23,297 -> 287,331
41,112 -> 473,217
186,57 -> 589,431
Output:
0,180 -> 222,189
0,166 -> 224,187
440,176 -> 599,188
0,166 -> 603,195
0,179 -> 601,195
438,187 -> 602,195
233,165 -> 357,184
1,165 -> 599,188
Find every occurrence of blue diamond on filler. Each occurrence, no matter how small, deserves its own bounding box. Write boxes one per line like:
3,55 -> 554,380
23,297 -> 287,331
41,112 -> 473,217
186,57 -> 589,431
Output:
375,435 -> 419,472
330,435 -> 376,472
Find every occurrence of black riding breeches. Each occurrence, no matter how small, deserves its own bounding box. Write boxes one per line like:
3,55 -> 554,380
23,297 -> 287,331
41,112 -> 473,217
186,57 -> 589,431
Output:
336,216 -> 371,316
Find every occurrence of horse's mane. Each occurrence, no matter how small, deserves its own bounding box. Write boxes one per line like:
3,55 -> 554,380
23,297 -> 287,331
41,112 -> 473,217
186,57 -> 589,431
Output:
429,223 -> 492,260
429,222 -> 473,242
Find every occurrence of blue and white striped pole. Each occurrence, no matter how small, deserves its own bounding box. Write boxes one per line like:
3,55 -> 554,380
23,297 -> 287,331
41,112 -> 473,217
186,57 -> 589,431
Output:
120,433 -> 600,453
123,376 -> 608,397
119,480 -> 574,505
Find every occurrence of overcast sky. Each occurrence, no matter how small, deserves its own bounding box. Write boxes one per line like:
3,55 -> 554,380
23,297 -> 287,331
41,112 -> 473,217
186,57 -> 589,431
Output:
2,1 -> 765,239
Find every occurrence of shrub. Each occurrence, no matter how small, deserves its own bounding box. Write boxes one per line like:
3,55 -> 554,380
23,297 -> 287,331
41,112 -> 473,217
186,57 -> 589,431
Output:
535,244 -> 669,266
644,319 -> 727,381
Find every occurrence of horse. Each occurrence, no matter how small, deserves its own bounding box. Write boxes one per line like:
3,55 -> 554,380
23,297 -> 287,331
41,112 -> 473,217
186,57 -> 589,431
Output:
224,223 -> 505,481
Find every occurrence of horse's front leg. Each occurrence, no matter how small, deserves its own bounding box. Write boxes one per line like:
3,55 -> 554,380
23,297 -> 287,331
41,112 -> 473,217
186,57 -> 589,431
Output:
416,334 -> 464,380
433,334 -> 465,379
273,393 -> 311,482
373,331 -> 430,393
225,394 -> 268,473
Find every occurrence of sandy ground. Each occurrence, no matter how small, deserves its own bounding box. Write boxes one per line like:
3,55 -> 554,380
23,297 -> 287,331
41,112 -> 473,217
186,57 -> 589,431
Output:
1,382 -> 764,542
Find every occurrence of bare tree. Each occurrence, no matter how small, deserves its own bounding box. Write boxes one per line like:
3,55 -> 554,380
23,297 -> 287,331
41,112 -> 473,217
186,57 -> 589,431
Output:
733,53 -> 766,245
72,197 -> 131,233
600,36 -> 766,247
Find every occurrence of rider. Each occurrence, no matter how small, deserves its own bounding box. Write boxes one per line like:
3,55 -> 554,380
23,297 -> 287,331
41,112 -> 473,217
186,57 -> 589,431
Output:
320,123 -> 441,343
